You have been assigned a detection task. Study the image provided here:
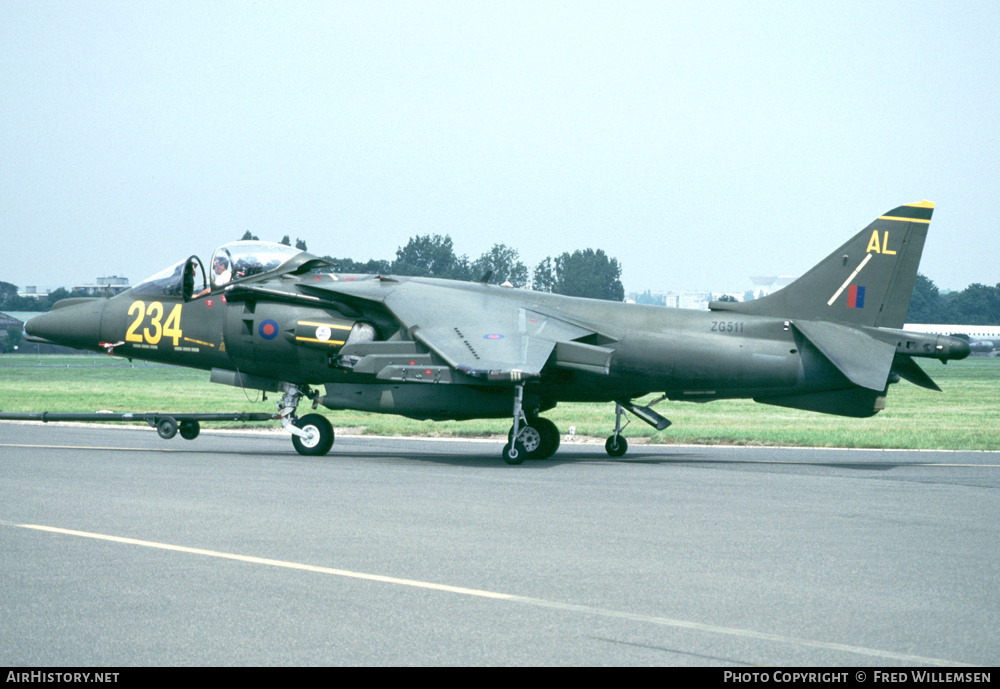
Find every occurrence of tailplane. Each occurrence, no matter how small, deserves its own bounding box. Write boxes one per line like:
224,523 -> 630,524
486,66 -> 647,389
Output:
711,201 -> 934,328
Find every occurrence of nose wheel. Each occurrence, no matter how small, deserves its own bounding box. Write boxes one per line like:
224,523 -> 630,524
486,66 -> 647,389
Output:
291,413 -> 335,456
277,383 -> 335,456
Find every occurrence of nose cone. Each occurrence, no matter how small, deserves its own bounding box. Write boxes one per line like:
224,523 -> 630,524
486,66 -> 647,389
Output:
24,298 -> 107,351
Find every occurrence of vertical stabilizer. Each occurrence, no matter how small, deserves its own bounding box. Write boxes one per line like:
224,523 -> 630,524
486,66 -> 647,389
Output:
711,201 -> 933,328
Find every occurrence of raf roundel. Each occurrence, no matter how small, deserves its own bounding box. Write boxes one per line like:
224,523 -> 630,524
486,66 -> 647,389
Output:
259,319 -> 279,340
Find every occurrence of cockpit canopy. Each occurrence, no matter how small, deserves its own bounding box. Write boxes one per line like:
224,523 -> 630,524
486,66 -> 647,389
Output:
131,241 -> 311,300
209,241 -> 305,288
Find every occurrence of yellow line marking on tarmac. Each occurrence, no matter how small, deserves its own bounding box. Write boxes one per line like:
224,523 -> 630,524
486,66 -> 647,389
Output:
17,524 -> 512,598
0,443 -> 194,453
11,522 -> 973,667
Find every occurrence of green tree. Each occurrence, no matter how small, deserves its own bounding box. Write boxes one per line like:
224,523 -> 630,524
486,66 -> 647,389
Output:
948,283 -> 1000,325
906,273 -> 946,322
322,256 -> 392,274
279,235 -> 291,246
391,234 -> 470,280
534,249 -> 624,301
240,231 -> 259,241
532,257 -> 557,293
295,238 -> 308,251
470,244 -> 528,286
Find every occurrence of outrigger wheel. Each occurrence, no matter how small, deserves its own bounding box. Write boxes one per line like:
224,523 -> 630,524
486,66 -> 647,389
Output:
605,435 -> 628,457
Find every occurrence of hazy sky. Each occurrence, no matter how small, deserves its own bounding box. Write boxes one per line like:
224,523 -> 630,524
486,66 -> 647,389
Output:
3,1 -> 999,295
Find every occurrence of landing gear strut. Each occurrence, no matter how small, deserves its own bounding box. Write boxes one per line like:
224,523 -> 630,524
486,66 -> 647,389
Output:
502,385 -> 528,465
502,385 -> 561,464
605,396 -> 672,458
605,403 -> 629,457
277,383 -> 334,456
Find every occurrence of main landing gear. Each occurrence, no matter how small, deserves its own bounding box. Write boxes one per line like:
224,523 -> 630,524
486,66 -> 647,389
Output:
502,385 -> 560,464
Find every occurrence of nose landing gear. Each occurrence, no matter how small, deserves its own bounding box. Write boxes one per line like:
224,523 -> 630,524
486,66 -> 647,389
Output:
277,383 -> 334,456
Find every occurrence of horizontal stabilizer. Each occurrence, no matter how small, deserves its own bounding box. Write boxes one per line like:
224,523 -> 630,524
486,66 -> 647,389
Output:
891,354 -> 941,391
793,320 -> 895,391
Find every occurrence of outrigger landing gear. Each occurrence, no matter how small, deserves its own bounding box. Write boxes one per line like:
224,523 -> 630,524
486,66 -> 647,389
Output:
606,403 -> 629,457
277,383 -> 334,456
606,396 -> 672,458
502,385 -> 561,464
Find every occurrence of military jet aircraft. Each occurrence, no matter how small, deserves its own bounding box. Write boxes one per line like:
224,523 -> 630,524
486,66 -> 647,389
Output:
22,201 -> 969,463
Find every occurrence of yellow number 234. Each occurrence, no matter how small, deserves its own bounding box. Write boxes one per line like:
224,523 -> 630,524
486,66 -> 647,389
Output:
126,301 -> 183,346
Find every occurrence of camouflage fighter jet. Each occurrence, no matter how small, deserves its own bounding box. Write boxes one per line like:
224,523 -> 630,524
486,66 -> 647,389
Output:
22,201 -> 969,463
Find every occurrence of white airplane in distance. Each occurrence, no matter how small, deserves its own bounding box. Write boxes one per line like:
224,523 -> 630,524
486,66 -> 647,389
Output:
904,324 -> 1000,354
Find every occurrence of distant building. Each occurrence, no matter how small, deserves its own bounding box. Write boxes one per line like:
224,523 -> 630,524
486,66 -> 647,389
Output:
0,311 -> 22,341
72,276 -> 130,297
663,291 -> 714,310
627,290 -> 715,310
627,275 -> 800,310
18,286 -> 51,299
18,276 -> 131,299
749,275 -> 796,299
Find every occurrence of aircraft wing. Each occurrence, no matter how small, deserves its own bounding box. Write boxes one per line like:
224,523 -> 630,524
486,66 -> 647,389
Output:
299,278 -> 600,380
406,313 -> 596,380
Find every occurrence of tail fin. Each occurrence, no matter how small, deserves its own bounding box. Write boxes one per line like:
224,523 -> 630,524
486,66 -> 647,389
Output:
711,201 -> 933,328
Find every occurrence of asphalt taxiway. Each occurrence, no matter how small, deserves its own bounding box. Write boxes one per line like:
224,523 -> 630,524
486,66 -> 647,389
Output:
2,422 -> 997,666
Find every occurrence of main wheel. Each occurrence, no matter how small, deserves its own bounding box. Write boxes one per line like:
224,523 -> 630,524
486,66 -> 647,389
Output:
605,435 -> 628,457
531,417 -> 560,459
179,420 -> 200,440
508,417 -> 561,460
292,414 -> 334,456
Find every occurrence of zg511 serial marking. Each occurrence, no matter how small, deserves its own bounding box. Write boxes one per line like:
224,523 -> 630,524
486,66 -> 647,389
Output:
712,321 -> 744,333
126,301 -> 183,346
